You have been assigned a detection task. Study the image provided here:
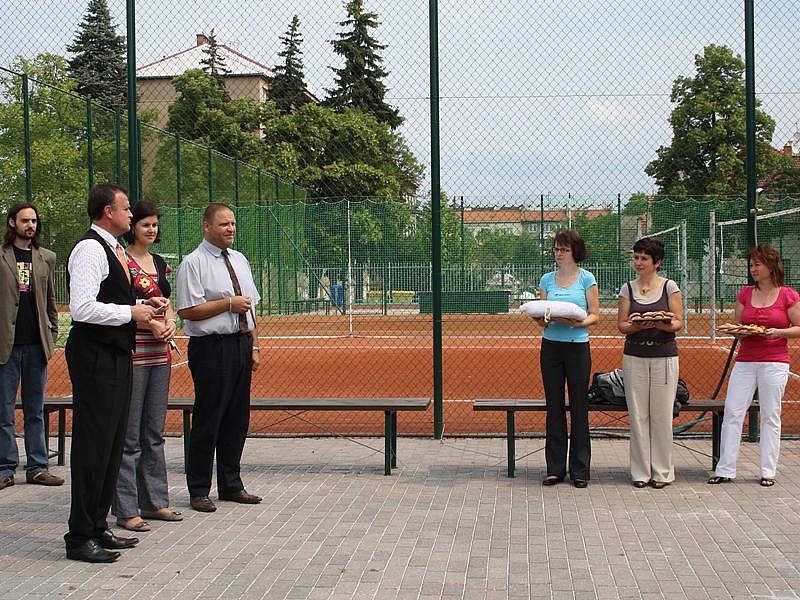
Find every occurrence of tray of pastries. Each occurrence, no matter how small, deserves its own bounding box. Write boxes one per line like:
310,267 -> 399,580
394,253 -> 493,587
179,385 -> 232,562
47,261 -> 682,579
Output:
717,322 -> 766,335
629,310 -> 676,322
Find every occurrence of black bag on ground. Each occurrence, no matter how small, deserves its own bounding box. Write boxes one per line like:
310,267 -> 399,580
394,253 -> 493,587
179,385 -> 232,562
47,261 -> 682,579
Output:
587,369 -> 627,406
586,370 -> 691,418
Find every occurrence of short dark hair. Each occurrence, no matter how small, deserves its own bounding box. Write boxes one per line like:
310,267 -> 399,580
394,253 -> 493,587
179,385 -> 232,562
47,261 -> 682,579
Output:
203,202 -> 234,223
4,202 -> 42,248
553,229 -> 588,262
748,243 -> 784,287
123,200 -> 161,245
88,183 -> 128,221
633,237 -> 665,267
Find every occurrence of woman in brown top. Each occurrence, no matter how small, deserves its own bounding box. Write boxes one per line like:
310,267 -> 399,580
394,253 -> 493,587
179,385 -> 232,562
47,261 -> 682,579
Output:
617,237 -> 682,489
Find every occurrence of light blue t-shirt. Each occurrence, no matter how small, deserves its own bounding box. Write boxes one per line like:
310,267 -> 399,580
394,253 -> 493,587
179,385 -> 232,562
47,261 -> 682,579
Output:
539,268 -> 597,343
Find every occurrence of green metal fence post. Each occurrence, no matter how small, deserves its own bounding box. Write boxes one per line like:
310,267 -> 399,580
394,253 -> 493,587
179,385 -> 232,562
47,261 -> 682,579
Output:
114,108 -> 122,184
207,147 -> 213,204
460,195 -> 466,291
175,134 -> 184,260
126,0 -> 138,203
539,194 -> 545,273
617,193 -> 622,255
233,159 -> 240,252
274,175 -> 282,310
136,118 -> 142,201
257,168 -> 264,316
265,172 -> 273,315
429,0 -> 443,439
21,74 -> 32,202
745,0 -> 759,443
292,183 -> 299,304
86,99 -> 94,193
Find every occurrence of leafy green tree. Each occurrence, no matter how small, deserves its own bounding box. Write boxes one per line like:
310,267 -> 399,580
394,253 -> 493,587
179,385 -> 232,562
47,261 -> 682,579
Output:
567,210 -> 625,263
261,103 -> 420,200
269,16 -> 311,115
325,0 -> 402,129
67,0 -> 127,108
0,54 -> 120,262
407,196 -> 474,264
199,29 -> 230,87
645,45 -> 777,198
763,152 -> 800,199
166,69 -> 263,161
474,229 -> 537,265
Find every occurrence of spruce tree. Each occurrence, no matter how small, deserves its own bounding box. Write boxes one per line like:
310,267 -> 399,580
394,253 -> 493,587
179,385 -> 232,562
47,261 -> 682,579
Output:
67,0 -> 127,107
269,16 -> 310,114
326,0 -> 402,129
200,29 -> 230,88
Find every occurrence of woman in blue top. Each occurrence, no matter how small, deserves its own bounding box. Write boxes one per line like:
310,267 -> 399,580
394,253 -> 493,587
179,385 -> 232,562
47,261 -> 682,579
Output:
535,230 -> 599,488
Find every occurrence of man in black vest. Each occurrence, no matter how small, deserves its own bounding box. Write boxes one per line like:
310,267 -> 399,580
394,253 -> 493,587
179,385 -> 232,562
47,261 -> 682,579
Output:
64,184 -> 167,563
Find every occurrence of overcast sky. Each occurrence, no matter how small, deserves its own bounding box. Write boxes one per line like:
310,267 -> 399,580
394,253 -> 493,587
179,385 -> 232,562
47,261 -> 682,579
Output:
1,0 -> 798,207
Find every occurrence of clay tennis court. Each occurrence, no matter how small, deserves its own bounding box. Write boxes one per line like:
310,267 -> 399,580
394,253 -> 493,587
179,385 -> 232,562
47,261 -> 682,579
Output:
38,310 -> 800,437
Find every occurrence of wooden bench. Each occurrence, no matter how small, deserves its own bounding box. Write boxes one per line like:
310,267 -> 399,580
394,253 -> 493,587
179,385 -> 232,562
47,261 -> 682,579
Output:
473,399 -> 760,478
26,396 -> 431,476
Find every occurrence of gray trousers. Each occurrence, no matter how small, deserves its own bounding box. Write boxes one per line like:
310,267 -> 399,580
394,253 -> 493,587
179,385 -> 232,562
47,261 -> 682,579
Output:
112,363 -> 171,518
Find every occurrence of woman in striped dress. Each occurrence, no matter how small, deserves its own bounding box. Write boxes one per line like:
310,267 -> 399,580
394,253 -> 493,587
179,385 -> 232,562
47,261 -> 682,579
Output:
113,201 -> 181,531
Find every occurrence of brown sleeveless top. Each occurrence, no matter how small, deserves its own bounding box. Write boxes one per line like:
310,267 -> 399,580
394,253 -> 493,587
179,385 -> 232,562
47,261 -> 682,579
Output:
623,280 -> 678,357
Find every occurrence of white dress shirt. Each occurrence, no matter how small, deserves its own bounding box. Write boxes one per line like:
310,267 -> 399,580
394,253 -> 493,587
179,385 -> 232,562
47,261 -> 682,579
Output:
176,239 -> 260,337
68,223 -> 132,325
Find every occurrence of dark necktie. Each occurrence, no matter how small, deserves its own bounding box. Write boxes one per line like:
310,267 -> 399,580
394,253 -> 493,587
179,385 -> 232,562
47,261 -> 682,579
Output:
222,249 -> 248,333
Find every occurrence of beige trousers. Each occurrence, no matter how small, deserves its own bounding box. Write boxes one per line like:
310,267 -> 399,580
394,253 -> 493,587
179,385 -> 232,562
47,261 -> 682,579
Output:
623,354 -> 679,483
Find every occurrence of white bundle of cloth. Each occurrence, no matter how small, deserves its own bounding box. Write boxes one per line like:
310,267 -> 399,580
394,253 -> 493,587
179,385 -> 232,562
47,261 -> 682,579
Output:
519,300 -> 587,322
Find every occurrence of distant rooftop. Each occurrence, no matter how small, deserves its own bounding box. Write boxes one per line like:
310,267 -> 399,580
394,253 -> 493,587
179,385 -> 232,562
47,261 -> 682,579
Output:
137,34 -> 274,79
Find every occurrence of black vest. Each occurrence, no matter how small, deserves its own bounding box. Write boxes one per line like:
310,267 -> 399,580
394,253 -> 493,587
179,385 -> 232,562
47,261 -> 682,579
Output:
67,228 -> 136,352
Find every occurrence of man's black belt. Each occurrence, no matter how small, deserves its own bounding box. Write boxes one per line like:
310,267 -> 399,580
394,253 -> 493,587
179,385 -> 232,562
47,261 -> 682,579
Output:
191,331 -> 252,341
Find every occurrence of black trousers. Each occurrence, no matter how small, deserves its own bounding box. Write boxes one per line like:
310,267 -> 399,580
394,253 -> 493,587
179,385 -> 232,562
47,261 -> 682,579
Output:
64,330 -> 132,548
540,338 -> 591,480
186,332 -> 252,498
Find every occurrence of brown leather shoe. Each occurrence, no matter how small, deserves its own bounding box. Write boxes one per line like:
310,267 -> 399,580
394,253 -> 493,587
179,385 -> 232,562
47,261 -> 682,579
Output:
218,489 -> 262,504
26,470 -> 65,486
0,476 -> 14,490
190,496 -> 218,512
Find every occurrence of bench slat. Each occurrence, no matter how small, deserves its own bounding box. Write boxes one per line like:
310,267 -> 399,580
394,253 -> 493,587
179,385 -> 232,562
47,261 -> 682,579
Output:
474,399 -> 743,412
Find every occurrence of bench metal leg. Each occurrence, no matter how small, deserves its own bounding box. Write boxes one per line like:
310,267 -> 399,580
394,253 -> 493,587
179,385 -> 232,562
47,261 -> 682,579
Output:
183,410 -> 191,474
44,409 -> 50,459
712,410 -> 722,470
391,411 -> 398,469
384,411 -> 392,475
58,409 -> 66,466
507,411 -> 515,478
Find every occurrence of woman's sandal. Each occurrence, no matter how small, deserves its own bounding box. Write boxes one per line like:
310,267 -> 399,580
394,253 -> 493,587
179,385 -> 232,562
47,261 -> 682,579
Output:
116,517 -> 151,532
760,478 -> 775,487
707,476 -> 732,485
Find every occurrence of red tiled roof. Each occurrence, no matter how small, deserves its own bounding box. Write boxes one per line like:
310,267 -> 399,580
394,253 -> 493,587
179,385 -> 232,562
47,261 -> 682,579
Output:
461,209 -> 610,223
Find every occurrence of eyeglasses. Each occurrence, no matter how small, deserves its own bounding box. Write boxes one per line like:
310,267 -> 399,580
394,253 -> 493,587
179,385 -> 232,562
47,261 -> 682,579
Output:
553,247 -> 571,254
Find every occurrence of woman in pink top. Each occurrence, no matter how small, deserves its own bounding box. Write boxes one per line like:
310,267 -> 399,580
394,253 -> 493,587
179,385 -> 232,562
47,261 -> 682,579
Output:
709,243 -> 800,487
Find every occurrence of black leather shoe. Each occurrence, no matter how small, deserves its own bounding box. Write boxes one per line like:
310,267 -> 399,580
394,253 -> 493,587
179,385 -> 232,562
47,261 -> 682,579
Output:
98,530 -> 139,550
66,540 -> 120,563
573,479 -> 588,489
218,489 -> 262,504
542,476 -> 563,487
190,496 -> 218,512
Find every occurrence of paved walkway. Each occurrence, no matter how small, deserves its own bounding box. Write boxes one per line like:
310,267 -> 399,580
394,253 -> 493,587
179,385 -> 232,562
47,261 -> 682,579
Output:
2,437 -> 800,600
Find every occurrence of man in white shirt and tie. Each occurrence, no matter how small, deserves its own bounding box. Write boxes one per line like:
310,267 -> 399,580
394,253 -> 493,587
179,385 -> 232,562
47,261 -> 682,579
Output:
64,184 -> 166,563
176,203 -> 261,513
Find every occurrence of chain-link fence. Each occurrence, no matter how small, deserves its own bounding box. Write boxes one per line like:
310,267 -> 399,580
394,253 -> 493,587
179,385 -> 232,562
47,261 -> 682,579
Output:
2,1 -> 799,438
